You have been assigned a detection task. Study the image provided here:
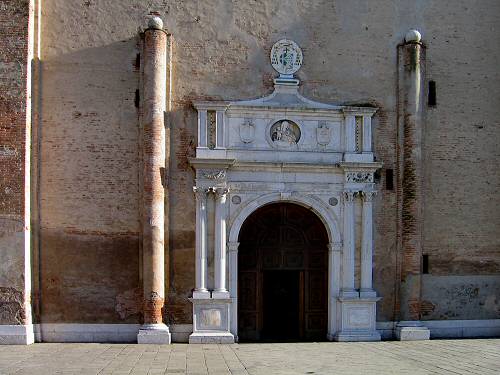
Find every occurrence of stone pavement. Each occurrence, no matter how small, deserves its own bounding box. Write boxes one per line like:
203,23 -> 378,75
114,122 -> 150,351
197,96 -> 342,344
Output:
0,339 -> 498,375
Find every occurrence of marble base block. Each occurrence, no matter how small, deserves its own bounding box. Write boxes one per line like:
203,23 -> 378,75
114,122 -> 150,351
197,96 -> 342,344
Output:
189,298 -> 234,344
396,321 -> 430,341
0,324 -> 35,345
137,324 -> 171,344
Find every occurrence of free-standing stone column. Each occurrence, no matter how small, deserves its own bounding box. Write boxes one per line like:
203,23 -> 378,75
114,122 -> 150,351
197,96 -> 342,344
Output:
193,187 -> 210,298
341,190 -> 357,298
213,188 -> 230,298
396,29 -> 429,340
360,191 -> 376,298
138,16 -> 171,344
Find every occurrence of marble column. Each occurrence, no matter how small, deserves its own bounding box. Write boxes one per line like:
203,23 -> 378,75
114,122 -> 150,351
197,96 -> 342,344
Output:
193,187 -> 210,298
138,16 -> 171,344
360,191 -> 377,298
213,188 -> 230,298
228,241 -> 239,337
341,190 -> 357,298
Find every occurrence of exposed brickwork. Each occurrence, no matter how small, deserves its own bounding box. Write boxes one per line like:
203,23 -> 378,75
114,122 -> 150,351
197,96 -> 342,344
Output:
0,0 -> 32,325
0,0 -> 496,329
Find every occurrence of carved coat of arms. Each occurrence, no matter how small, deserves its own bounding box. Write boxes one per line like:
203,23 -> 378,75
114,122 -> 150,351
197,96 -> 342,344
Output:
239,119 -> 255,143
316,122 -> 331,146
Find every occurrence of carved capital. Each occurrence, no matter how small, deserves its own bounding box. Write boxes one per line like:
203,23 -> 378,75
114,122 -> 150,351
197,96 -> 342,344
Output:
193,186 -> 208,201
342,190 -> 357,203
214,187 -> 230,200
227,242 -> 240,252
361,190 -> 377,202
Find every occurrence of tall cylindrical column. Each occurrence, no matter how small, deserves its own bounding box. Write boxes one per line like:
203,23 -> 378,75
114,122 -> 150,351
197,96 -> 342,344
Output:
213,188 -> 230,298
341,190 -> 357,297
360,191 -> 376,297
138,16 -> 171,344
395,29 -> 430,340
398,30 -> 426,322
193,187 -> 210,298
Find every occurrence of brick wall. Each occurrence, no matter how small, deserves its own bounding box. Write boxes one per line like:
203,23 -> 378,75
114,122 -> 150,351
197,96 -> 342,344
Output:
0,0 -> 31,325
22,0 -> 500,325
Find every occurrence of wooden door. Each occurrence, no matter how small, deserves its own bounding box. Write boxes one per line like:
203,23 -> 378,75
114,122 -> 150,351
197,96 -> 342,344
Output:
238,203 -> 328,341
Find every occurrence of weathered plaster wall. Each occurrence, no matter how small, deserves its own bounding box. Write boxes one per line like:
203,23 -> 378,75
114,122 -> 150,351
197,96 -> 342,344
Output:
34,0 -> 500,325
0,0 -> 33,325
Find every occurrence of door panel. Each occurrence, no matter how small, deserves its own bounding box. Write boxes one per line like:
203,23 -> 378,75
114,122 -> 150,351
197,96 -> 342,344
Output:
238,203 -> 328,341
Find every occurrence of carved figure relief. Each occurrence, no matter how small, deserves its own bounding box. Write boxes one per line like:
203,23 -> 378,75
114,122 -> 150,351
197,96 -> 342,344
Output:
316,121 -> 331,146
270,120 -> 301,147
201,169 -> 226,180
239,119 -> 255,143
345,172 -> 374,183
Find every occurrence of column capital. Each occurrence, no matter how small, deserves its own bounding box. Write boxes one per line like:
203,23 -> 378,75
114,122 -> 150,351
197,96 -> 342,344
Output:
342,190 -> 358,203
228,241 -> 240,252
328,242 -> 342,252
214,187 -> 230,199
193,186 -> 208,199
361,190 -> 377,202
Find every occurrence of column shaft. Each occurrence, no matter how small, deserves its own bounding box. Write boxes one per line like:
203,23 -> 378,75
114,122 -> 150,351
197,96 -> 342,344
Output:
341,191 -> 356,296
142,26 -> 167,325
193,188 -> 209,298
398,37 -> 426,321
360,191 -> 376,297
228,242 -> 239,336
213,188 -> 229,298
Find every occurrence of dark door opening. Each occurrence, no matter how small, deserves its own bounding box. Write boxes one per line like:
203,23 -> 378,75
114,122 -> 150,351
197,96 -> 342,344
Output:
238,203 -> 328,342
262,270 -> 301,341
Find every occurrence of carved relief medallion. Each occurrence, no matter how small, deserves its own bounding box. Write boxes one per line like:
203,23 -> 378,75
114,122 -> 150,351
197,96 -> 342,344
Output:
317,121 -> 331,146
270,119 -> 301,147
270,39 -> 303,76
239,118 -> 255,143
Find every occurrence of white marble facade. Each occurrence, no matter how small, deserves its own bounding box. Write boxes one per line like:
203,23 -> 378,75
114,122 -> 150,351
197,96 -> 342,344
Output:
189,61 -> 382,342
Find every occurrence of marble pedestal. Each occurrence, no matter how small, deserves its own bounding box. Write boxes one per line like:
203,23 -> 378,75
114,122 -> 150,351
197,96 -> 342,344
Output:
396,321 -> 430,341
137,324 -> 171,344
333,296 -> 381,342
189,298 -> 234,344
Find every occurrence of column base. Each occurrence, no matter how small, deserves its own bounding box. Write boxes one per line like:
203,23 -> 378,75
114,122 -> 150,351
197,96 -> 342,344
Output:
359,289 -> 378,298
0,324 -> 35,345
340,289 -> 359,299
192,290 -> 211,299
190,298 -> 234,344
212,290 -> 230,299
396,321 -> 430,341
137,323 -> 171,344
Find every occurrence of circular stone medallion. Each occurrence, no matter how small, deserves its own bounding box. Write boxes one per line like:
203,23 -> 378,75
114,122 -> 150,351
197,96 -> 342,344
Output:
270,39 -> 303,75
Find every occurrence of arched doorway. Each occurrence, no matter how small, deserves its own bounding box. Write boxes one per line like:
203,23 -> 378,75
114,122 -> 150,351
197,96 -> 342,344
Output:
238,203 -> 329,341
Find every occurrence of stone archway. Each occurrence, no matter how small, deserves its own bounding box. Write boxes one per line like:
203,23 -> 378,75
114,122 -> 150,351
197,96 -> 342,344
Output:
237,203 -> 329,341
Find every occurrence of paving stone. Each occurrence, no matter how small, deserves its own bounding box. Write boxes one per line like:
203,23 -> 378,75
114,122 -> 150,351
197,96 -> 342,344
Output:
0,340 -> 498,374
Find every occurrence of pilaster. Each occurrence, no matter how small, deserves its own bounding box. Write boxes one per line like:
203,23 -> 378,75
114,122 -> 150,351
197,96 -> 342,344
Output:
341,190 -> 357,298
360,190 -> 377,298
